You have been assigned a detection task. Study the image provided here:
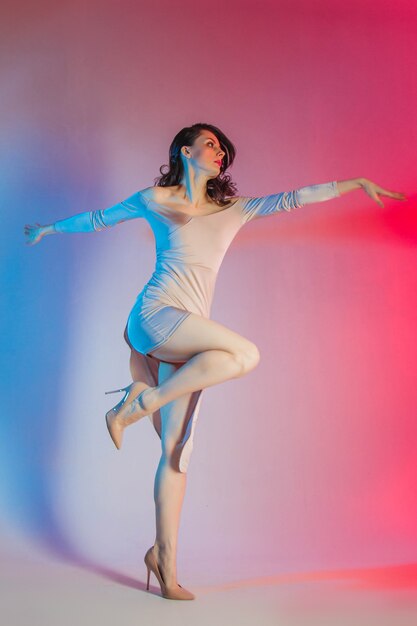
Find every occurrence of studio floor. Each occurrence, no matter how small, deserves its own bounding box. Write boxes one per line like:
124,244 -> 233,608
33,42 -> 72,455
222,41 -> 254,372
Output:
2,526 -> 417,626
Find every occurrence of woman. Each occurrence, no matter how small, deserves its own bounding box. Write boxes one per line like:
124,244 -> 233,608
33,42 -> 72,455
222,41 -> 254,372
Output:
24,122 -> 407,600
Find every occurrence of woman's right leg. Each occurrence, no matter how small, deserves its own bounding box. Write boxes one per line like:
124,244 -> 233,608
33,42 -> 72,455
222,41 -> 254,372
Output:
126,312 -> 260,418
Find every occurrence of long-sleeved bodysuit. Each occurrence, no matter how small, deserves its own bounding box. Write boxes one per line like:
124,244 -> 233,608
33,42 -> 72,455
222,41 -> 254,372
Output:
54,181 -> 340,471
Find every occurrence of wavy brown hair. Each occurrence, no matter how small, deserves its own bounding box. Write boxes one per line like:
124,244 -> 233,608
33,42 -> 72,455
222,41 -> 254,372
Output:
153,123 -> 238,206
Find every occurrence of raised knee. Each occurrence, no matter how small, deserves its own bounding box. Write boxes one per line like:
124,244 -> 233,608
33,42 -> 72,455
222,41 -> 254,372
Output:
235,343 -> 261,375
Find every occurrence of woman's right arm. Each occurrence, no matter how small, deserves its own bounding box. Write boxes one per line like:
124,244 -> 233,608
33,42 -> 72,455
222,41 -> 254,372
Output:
24,188 -> 151,245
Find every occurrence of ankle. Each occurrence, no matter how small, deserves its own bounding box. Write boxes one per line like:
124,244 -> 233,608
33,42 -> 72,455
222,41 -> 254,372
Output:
140,387 -> 160,412
154,542 -> 176,558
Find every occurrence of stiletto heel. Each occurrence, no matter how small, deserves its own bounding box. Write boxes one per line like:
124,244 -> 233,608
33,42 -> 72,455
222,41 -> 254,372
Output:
105,386 -> 130,395
104,381 -> 152,450
146,565 -> 151,590
144,545 -> 195,600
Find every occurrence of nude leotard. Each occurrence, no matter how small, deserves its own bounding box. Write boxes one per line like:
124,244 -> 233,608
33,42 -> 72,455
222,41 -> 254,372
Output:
54,180 -> 340,471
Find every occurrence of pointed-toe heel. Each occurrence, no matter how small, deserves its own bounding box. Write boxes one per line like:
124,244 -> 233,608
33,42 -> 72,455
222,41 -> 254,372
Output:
104,382 -> 152,450
144,546 -> 195,600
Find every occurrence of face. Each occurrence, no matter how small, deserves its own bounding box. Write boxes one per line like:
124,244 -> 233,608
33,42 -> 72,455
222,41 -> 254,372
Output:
182,131 -> 225,176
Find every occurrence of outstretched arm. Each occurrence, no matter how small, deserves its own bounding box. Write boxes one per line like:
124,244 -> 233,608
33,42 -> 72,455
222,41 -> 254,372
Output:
24,189 -> 150,245
239,178 -> 407,224
337,177 -> 407,207
240,180 -> 340,223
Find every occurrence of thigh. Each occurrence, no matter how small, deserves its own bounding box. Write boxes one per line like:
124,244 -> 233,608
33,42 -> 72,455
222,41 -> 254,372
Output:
148,311 -> 257,364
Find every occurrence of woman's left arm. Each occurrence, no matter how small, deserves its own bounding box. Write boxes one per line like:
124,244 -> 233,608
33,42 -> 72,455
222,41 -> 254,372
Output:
337,177 -> 407,207
239,178 -> 407,224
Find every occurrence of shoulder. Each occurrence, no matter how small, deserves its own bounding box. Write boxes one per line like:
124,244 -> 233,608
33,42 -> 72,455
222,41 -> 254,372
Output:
224,195 -> 245,210
138,185 -> 173,205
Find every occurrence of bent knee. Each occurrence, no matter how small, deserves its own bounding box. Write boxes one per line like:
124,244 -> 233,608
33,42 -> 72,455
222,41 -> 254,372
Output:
235,342 -> 261,375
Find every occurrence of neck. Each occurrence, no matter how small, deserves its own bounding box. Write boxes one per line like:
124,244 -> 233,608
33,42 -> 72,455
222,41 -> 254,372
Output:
179,169 -> 211,207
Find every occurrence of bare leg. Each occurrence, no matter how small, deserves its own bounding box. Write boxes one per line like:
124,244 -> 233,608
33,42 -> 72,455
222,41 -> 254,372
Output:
119,312 -> 260,422
153,457 -> 186,588
130,352 -> 195,587
142,348 -> 247,412
127,312 -> 261,588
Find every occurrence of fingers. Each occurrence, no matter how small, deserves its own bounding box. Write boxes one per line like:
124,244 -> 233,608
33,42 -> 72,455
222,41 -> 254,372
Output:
23,223 -> 43,246
371,185 -> 407,206
23,225 -> 39,245
379,188 -> 407,200
365,186 -> 384,207
375,192 -> 407,208
384,190 -> 402,198
365,181 -> 408,208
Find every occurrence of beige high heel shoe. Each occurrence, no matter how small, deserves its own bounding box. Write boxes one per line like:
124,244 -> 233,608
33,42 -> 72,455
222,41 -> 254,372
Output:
104,381 -> 152,450
144,545 -> 195,600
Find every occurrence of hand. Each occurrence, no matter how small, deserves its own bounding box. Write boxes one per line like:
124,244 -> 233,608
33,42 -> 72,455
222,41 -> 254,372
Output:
360,179 -> 407,208
24,223 -> 48,246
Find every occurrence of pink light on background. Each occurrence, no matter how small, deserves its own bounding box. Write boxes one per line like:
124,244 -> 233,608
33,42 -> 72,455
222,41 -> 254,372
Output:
2,0 -> 417,613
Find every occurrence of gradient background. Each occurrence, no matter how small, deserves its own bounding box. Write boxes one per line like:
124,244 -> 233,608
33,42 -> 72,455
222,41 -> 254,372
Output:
2,0 -> 417,620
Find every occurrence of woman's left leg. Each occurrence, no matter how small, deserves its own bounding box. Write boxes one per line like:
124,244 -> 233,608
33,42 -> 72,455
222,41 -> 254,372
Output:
153,365 -> 191,589
129,350 -> 192,589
